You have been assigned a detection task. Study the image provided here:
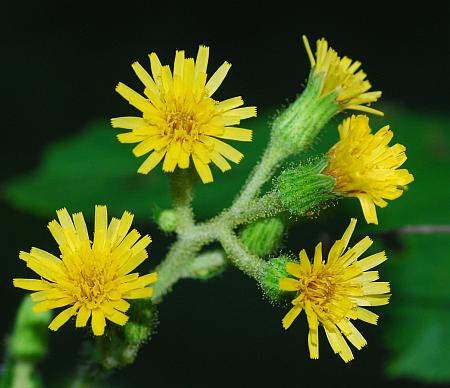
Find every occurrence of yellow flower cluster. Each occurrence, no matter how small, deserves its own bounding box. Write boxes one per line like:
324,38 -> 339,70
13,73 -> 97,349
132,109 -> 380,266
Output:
11,37 -> 413,367
112,46 -> 256,183
280,219 -> 390,362
324,115 -> 414,224
303,36 -> 382,116
14,206 -> 156,336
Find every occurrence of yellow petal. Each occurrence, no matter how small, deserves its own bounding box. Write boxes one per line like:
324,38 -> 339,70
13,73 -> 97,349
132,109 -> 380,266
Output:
173,50 -> 185,78
72,212 -> 89,242
131,62 -> 158,96
343,320 -> 367,350
195,45 -> 209,80
193,156 -> 213,183
115,211 -> 134,247
218,127 -> 252,142
91,309 -> 106,336
305,303 -> 319,359
111,116 -> 147,130
279,278 -> 300,291
49,305 -> 78,331
149,52 -> 163,88
210,151 -> 231,172
76,305 -> 91,328
362,282 -> 390,295
356,307 -> 379,324
93,205 -> 107,251
286,262 -> 302,278
357,194 -> 379,225
205,61 -> 231,97
111,299 -> 131,312
123,287 -> 153,299
341,218 -> 357,252
215,96 -> 243,112
282,305 -> 303,329
13,279 -> 51,291
358,251 -> 387,271
138,149 -> 166,174
56,208 -> 75,233
299,249 -> 311,272
313,242 -> 323,268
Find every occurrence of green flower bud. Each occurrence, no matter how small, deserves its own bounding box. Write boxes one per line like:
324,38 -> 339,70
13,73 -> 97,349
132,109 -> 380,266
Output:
95,299 -> 158,370
270,72 -> 339,156
123,322 -> 150,344
185,251 -> 227,280
157,209 -> 178,232
123,298 -> 157,344
276,156 -> 338,215
9,296 -> 52,362
240,217 -> 285,257
260,256 -> 293,303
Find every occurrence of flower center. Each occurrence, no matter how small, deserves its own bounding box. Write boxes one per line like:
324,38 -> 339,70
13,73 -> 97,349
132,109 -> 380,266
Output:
68,252 -> 117,308
302,272 -> 336,306
165,110 -> 198,140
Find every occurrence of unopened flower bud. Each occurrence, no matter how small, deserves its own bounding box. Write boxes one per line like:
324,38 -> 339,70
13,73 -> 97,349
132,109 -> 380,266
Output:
276,157 -> 337,215
260,256 -> 294,303
157,209 -> 178,232
241,217 -> 285,257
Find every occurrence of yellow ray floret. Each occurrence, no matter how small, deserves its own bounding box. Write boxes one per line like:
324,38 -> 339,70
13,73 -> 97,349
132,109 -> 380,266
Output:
112,46 -> 256,183
279,218 -> 390,362
323,115 -> 414,224
303,35 -> 383,116
13,206 -> 157,336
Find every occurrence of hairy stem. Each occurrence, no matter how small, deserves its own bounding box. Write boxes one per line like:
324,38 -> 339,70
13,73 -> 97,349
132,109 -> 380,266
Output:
232,144 -> 285,211
170,170 -> 195,234
228,191 -> 282,226
10,361 -> 34,388
219,230 -> 267,281
152,239 -> 201,303
69,364 -> 99,388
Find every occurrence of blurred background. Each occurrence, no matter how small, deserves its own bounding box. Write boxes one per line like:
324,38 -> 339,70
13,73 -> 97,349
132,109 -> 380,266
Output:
2,1 -> 450,387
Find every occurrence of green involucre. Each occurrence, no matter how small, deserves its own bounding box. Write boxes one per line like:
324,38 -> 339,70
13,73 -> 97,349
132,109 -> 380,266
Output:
276,156 -> 338,215
270,71 -> 339,156
241,217 -> 285,257
260,256 -> 294,303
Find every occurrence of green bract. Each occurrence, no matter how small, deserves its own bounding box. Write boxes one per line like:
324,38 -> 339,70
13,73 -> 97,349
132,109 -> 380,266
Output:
276,157 -> 338,215
260,256 -> 293,303
241,217 -> 285,257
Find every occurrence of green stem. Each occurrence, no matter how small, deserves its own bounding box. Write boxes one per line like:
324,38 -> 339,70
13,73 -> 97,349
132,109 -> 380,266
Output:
232,144 -> 284,211
11,361 -> 34,388
270,72 -> 338,156
219,230 -> 267,281
228,191 -> 282,226
183,250 -> 227,280
152,239 -> 202,303
170,170 -> 195,234
69,365 -> 98,388
230,75 -> 336,218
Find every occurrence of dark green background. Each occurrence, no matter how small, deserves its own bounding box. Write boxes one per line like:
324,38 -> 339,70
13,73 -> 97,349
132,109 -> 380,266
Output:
2,1 -> 450,387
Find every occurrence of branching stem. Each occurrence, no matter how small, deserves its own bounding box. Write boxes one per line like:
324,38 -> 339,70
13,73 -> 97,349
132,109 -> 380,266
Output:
219,230 -> 267,281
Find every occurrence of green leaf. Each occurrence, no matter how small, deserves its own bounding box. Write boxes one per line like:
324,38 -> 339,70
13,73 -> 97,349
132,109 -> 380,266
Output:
363,108 -> 450,383
383,234 -> 450,383
3,115 -> 269,220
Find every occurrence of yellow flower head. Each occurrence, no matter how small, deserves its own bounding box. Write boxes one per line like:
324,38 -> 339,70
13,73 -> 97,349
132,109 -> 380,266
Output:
279,218 -> 390,362
13,206 -> 157,336
112,46 -> 256,183
302,35 -> 383,116
324,115 -> 414,224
